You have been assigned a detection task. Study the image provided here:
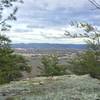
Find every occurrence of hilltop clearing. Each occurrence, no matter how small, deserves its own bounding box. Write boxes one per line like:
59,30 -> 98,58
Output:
0,75 -> 100,100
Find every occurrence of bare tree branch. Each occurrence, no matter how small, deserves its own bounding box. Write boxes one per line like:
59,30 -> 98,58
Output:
89,0 -> 100,9
0,0 -> 23,31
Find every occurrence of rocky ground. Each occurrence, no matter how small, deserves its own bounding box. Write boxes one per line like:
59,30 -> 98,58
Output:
0,75 -> 100,100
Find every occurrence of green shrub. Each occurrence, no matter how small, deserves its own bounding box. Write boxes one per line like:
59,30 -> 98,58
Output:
41,54 -> 66,76
70,51 -> 100,77
69,40 -> 100,78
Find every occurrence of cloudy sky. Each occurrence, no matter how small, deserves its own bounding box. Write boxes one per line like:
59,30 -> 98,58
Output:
3,0 -> 100,44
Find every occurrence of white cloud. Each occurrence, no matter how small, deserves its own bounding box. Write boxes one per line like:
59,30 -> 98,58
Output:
22,0 -> 89,10
15,0 -> 90,26
3,0 -> 100,44
3,25 -> 88,44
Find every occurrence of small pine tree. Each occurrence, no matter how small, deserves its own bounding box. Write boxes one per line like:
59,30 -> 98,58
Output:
41,54 -> 66,76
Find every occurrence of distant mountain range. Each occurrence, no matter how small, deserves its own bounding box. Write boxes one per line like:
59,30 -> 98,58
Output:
11,43 -> 87,49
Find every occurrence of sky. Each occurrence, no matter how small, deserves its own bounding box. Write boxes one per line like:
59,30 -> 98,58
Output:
3,0 -> 100,44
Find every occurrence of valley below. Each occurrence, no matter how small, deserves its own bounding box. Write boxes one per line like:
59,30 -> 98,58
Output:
14,48 -> 82,78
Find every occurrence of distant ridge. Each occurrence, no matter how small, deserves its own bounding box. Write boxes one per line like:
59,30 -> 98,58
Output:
11,43 -> 86,49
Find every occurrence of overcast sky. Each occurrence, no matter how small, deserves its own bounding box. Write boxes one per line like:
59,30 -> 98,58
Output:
4,0 -> 100,44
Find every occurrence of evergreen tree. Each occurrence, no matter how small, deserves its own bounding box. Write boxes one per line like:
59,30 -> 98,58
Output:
0,34 -> 31,84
